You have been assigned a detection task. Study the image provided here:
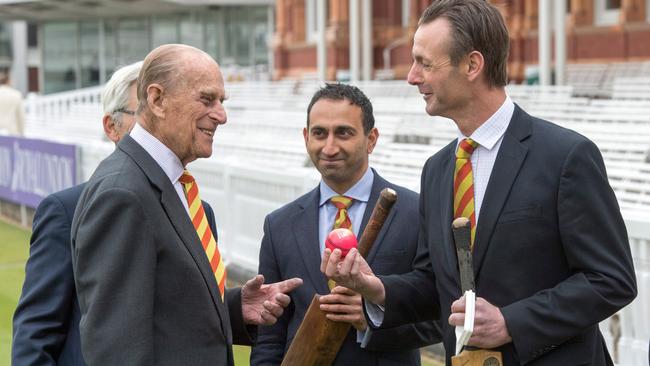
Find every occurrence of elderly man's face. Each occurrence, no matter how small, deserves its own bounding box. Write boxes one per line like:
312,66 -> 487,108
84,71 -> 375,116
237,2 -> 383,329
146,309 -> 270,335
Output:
160,56 -> 227,166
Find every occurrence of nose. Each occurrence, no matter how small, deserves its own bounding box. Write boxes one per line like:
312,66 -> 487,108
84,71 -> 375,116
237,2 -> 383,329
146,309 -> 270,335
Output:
321,134 -> 339,156
209,102 -> 227,125
407,62 -> 422,85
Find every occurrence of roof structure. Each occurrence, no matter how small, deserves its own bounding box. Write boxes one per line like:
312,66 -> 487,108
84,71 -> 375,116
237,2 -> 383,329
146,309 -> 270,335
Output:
0,0 -> 273,21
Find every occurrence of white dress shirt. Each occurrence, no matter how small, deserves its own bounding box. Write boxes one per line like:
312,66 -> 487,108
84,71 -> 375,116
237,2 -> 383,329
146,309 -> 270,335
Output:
129,123 -> 190,215
456,96 -> 514,222
318,167 -> 373,255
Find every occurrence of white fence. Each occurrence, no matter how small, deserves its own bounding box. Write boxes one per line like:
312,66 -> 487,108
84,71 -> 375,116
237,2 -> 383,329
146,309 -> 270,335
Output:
23,81 -> 650,365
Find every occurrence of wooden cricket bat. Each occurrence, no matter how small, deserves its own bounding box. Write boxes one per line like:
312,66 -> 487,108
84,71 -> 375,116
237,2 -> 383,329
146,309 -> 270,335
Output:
280,188 -> 398,366
451,349 -> 503,366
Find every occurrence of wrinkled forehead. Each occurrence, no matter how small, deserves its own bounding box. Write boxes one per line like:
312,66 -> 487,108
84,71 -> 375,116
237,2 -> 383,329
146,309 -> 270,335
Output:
178,56 -> 225,94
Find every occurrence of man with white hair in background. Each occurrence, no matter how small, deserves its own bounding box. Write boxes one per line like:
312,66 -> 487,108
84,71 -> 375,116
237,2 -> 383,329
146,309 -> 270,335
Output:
12,61 -> 152,366
0,67 -> 25,136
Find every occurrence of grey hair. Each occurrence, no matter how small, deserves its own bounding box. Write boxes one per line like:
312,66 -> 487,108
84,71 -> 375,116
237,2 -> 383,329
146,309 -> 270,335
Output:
102,61 -> 143,125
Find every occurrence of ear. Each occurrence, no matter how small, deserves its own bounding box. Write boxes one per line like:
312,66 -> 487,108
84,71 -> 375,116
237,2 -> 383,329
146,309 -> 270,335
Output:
146,83 -> 166,119
466,50 -> 485,83
102,114 -> 120,143
303,127 -> 309,146
366,127 -> 379,154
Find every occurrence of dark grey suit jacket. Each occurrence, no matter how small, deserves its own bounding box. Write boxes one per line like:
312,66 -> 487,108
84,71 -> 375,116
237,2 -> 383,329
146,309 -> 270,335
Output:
251,170 -> 441,365
71,135 -> 250,366
376,105 -> 637,365
12,182 -> 219,366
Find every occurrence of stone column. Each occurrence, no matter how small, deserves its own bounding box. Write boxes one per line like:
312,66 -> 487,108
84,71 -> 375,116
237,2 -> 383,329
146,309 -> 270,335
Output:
620,0 -> 646,23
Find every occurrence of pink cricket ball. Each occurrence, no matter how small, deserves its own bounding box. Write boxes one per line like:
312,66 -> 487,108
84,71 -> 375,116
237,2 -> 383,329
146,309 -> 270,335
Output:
326,228 -> 358,259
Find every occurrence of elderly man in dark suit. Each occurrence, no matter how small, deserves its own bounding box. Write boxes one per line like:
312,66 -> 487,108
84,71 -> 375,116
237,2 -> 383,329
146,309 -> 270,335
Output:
251,83 -> 440,365
12,61 -> 143,365
70,44 -> 302,365
322,1 -> 637,365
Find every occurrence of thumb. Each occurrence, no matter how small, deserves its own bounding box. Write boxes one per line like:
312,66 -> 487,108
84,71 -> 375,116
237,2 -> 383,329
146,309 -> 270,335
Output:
245,274 -> 265,291
274,277 -> 303,294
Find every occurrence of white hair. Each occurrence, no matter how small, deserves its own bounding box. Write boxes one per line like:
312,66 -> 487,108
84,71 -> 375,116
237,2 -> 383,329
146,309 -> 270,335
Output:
102,61 -> 143,126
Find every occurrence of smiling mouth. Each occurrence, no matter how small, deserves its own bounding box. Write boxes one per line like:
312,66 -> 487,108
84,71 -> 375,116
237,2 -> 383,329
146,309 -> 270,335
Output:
199,128 -> 214,136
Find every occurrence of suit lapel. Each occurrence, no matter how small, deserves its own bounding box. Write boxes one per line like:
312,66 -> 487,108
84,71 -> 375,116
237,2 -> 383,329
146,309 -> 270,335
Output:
438,143 -> 461,283
292,188 -> 330,294
118,136 -> 229,336
361,171 -> 397,264
473,106 -> 531,279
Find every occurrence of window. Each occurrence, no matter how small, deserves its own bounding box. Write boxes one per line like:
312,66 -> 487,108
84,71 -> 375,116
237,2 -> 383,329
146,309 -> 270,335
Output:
116,18 -> 149,66
103,20 -> 117,82
306,0 -> 327,43
595,0 -> 621,25
152,15 -> 179,47
205,9 -> 225,61
80,21 -> 100,87
43,22 -> 78,94
27,23 -> 38,47
180,13 -> 204,48
0,23 -> 11,61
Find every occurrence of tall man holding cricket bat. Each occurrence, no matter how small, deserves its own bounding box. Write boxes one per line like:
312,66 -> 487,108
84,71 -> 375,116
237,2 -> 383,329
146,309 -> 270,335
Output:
322,1 -> 637,365
251,83 -> 440,365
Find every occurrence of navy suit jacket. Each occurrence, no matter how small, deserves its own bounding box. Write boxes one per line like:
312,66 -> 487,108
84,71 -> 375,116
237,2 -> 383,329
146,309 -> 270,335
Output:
251,170 -> 441,365
376,105 -> 637,365
12,181 -> 218,365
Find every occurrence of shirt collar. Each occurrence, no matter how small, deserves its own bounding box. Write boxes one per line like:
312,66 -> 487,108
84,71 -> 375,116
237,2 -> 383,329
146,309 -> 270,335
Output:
456,96 -> 514,151
319,167 -> 374,207
129,122 -> 185,185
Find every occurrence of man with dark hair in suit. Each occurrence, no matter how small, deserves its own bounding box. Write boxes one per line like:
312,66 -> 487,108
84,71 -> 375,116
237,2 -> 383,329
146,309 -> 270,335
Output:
70,44 -> 301,366
12,61 -> 143,366
251,83 -> 440,365
322,1 -> 637,365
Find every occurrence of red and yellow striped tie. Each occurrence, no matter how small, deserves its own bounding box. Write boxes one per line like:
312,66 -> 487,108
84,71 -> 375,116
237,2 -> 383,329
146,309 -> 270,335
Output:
453,138 -> 479,249
179,169 -> 226,300
328,195 -> 353,289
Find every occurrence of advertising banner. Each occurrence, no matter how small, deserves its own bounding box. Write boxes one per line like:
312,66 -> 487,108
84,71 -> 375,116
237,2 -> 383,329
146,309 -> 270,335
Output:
0,135 -> 77,208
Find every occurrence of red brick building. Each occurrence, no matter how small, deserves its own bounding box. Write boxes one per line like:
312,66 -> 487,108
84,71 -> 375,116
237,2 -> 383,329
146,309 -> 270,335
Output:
273,0 -> 650,83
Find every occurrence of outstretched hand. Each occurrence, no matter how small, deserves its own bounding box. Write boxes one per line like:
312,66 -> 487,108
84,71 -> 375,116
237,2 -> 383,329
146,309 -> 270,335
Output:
320,248 -> 386,306
241,274 -> 303,325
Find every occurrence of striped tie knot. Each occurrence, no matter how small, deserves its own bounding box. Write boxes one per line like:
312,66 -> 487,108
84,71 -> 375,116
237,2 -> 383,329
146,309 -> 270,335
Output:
456,138 -> 479,159
179,170 -> 195,184
331,195 -> 353,231
330,195 -> 353,210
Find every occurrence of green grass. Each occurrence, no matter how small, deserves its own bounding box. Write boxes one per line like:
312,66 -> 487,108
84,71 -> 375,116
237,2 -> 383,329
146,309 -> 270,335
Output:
0,219 -> 30,366
0,219 -> 442,366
